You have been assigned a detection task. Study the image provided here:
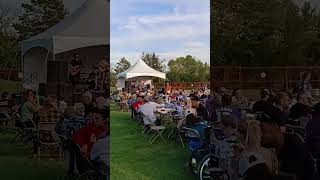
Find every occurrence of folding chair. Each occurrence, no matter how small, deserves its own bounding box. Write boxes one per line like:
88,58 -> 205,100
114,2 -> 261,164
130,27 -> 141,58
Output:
143,114 -> 167,144
216,107 -> 233,122
37,122 -> 61,160
11,112 -> 36,145
161,112 -> 175,139
0,107 -> 11,129
176,118 -> 186,148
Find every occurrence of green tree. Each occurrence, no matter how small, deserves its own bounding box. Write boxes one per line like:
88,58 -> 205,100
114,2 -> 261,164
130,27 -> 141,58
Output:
13,0 -> 68,40
0,4 -> 19,69
114,57 -> 131,74
141,52 -> 166,72
110,71 -> 117,87
211,0 -> 320,66
167,55 -> 209,82
0,33 -> 19,68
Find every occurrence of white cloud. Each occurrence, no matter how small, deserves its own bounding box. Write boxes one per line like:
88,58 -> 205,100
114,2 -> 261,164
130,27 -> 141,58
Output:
111,0 -> 210,65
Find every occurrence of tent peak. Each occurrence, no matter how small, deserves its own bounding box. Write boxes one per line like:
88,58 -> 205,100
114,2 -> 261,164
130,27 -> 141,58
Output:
116,59 -> 166,79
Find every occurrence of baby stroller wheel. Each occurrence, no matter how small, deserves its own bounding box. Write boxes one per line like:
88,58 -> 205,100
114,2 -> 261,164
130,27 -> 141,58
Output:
198,155 -> 229,180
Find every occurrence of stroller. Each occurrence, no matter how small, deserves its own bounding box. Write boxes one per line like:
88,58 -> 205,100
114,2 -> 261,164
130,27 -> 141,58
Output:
59,136 -> 109,180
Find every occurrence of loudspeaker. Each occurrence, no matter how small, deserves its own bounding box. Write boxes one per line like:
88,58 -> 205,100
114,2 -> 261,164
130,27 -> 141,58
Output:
47,61 -> 67,82
38,83 -> 47,97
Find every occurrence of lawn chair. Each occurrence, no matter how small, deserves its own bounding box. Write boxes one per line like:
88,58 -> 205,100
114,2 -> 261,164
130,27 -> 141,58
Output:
176,118 -> 186,148
10,112 -> 36,145
37,122 -> 61,160
161,112 -> 175,139
143,114 -> 167,144
0,107 -> 11,128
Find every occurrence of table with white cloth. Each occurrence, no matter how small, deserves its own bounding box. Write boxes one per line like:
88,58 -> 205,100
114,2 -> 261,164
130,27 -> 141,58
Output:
155,107 -> 177,139
156,108 -> 176,114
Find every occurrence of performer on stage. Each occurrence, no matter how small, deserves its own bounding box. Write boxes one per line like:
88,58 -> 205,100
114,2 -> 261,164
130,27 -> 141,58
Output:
97,56 -> 108,91
68,54 -> 82,86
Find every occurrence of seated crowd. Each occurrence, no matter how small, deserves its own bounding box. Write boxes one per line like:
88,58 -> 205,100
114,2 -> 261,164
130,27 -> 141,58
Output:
119,83 -> 319,180
7,88 -> 109,173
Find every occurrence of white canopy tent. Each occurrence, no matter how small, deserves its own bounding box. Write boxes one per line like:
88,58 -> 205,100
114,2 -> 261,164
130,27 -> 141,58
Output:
116,59 -> 166,90
21,0 -> 109,89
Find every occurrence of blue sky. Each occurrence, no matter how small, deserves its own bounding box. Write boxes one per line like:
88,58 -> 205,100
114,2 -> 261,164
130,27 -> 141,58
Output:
110,0 -> 210,66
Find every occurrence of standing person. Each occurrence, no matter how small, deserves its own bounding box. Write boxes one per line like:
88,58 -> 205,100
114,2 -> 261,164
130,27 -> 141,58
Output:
21,90 -> 39,127
21,90 -> 39,158
97,58 -> 108,91
120,92 -> 128,112
68,54 -> 82,86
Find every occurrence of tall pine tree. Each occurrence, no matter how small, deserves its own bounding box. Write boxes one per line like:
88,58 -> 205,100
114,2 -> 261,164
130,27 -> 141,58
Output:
141,52 -> 165,72
13,0 -> 68,40
114,57 -> 131,74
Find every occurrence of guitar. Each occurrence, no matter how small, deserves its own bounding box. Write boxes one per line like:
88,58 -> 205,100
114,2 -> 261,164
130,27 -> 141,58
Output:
69,64 -> 80,76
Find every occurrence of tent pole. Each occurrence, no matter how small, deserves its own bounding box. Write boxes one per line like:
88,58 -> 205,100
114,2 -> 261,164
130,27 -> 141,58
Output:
37,48 -> 51,97
7,49 -> 19,81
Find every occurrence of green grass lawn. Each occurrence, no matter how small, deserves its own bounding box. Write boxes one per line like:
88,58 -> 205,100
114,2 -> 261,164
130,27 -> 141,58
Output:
110,111 -> 194,180
0,129 -> 66,180
0,79 -> 21,94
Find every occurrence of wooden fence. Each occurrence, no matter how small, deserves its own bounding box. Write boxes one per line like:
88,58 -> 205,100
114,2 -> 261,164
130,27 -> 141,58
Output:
154,82 -> 209,91
211,66 -> 320,90
0,69 -> 21,81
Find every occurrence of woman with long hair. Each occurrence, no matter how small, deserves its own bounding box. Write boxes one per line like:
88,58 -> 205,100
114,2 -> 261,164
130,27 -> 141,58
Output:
239,120 -> 278,177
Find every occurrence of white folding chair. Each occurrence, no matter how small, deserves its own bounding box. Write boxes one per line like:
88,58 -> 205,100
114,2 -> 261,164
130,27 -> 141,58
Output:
37,122 -> 61,160
143,114 -> 167,144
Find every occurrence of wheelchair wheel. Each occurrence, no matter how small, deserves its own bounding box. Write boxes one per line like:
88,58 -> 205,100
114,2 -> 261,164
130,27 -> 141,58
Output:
198,155 -> 229,180
189,147 -> 209,175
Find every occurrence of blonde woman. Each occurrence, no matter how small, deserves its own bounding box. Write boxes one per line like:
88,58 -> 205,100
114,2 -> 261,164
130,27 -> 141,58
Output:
239,120 -> 278,177
185,97 -> 197,116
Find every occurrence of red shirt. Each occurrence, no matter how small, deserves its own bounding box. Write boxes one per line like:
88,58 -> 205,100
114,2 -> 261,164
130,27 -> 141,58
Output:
72,123 -> 106,158
132,100 -> 143,111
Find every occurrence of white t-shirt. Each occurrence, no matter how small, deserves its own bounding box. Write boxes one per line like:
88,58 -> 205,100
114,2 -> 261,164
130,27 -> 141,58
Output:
91,136 -> 109,167
138,102 -> 157,125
